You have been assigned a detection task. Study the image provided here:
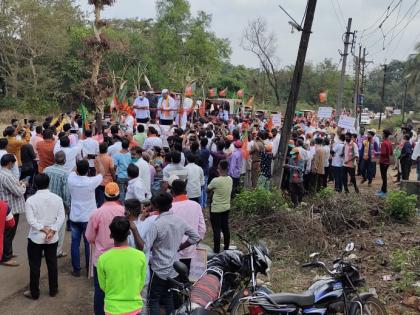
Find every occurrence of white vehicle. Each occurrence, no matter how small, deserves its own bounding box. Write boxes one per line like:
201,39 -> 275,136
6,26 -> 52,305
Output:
360,114 -> 371,125
374,112 -> 381,120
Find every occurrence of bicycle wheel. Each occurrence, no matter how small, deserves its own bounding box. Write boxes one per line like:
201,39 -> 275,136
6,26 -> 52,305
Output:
352,296 -> 388,315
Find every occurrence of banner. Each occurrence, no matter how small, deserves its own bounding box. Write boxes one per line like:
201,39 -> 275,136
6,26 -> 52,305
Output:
317,107 -> 333,119
338,115 -> 356,129
272,113 -> 282,128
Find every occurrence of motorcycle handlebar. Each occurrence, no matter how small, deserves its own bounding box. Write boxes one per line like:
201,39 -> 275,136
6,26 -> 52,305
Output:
167,277 -> 185,289
302,261 -> 335,276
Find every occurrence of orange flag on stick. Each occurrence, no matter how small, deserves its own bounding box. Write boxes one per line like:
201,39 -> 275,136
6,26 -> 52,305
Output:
199,100 -> 206,117
267,115 -> 273,132
237,89 -> 244,98
185,85 -> 193,97
109,95 -> 118,113
241,130 -> 250,159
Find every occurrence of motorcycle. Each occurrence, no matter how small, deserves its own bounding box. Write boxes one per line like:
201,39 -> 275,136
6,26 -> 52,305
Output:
230,242 -> 388,315
169,236 -> 272,315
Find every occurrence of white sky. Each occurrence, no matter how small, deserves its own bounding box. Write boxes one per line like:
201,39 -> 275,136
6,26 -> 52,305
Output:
76,0 -> 420,68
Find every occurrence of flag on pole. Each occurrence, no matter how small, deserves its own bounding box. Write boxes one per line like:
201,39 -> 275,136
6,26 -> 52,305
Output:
185,85 -> 193,97
241,129 -> 250,159
198,100 -> 205,117
236,89 -> 244,98
144,75 -> 152,90
79,103 -> 89,130
109,95 -> 118,113
319,90 -> 328,103
267,115 -> 273,132
246,95 -> 255,107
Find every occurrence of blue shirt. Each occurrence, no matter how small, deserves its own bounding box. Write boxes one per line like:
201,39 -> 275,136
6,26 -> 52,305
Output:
113,152 -> 132,179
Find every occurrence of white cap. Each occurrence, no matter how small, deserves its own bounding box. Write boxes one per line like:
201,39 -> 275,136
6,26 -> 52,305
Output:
162,89 -> 169,94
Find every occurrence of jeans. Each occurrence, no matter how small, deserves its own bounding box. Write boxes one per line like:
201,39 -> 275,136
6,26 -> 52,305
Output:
200,175 -> 208,208
27,239 -> 58,299
70,221 -> 89,273
379,163 -> 389,193
361,159 -> 376,183
95,185 -> 105,208
117,178 -> 129,203
1,213 -> 19,262
210,210 -> 230,253
289,182 -> 304,207
331,166 -> 343,192
148,272 -> 174,315
400,157 -> 412,180
94,266 -> 105,315
322,166 -> 329,188
343,167 -> 359,193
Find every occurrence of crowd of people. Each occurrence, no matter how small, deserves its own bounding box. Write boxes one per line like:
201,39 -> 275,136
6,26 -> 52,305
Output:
0,89 -> 419,315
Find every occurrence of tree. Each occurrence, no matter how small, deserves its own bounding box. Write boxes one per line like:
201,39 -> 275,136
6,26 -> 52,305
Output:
241,18 -> 282,107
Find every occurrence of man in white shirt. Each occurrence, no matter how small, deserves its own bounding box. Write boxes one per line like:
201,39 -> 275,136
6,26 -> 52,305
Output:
134,147 -> 152,197
322,138 -> 331,188
176,97 -> 193,130
157,89 -> 177,125
126,164 -> 147,202
24,173 -> 65,300
143,126 -> 163,150
122,111 -> 134,133
185,153 -> 205,203
67,160 -> 103,277
81,129 -> 99,174
162,151 -> 188,191
271,128 -> 281,158
133,91 -> 150,123
54,136 -> 82,172
331,134 -> 345,192
0,138 -> 19,178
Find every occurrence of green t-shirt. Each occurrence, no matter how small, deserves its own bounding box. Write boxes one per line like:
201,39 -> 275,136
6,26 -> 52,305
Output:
97,246 -> 147,315
134,133 -> 146,147
208,175 -> 233,213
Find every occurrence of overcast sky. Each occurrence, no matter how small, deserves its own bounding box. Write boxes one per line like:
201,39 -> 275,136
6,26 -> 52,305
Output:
76,0 -> 420,69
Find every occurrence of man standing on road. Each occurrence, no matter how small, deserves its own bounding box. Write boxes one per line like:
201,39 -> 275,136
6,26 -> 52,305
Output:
44,151 -> 71,258
68,160 -> 103,277
0,154 -> 27,267
24,174 -> 65,300
148,192 -> 200,315
343,132 -> 359,194
85,182 -> 125,315
36,129 -> 56,173
185,154 -> 205,203
377,129 -> 393,197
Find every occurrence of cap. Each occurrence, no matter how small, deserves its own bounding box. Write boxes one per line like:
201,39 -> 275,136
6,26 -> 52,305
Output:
161,88 -> 169,94
105,182 -> 120,198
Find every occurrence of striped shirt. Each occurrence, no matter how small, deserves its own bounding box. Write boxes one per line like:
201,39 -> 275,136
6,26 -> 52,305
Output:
149,211 -> 200,279
44,164 -> 71,209
0,168 -> 26,214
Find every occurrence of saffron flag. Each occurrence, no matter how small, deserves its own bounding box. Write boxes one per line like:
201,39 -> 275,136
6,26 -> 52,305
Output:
241,130 -> 250,159
237,89 -> 244,98
109,95 -> 118,113
185,85 -> 193,97
267,115 -> 273,132
199,100 -> 206,117
319,90 -> 328,103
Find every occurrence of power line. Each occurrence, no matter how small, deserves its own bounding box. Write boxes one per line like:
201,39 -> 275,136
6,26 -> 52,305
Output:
330,0 -> 345,31
335,0 -> 347,28
378,0 -> 403,29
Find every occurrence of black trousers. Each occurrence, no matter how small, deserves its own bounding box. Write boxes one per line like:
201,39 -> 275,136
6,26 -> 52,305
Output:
310,173 -> 323,193
231,176 -> 240,198
210,211 -> 230,253
400,157 -> 412,180
379,163 -> 389,193
322,167 -> 329,188
343,167 -> 359,193
148,272 -> 174,315
290,182 -> 304,207
27,239 -> 58,299
2,213 -> 19,262
189,197 -> 200,203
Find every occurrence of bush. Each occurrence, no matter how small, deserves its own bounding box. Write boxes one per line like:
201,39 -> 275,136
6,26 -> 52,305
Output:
233,188 -> 288,215
384,190 -> 417,222
317,187 -> 335,199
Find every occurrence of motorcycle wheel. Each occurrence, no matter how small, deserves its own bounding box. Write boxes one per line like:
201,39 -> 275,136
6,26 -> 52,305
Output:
351,296 -> 388,315
230,297 -> 253,315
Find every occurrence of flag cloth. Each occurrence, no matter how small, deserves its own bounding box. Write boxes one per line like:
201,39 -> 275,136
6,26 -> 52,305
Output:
199,100 -> 206,117
218,88 -> 227,97
236,89 -> 244,98
241,129 -> 250,159
185,85 -> 193,97
79,103 -> 89,130
267,115 -> 273,132
208,88 -> 216,97
319,90 -> 328,103
246,95 -> 255,107
109,95 -> 118,113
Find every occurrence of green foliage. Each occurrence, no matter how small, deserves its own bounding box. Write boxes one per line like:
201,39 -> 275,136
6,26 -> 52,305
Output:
390,247 -> 420,294
233,188 -> 288,215
316,187 -> 335,199
384,190 -> 417,222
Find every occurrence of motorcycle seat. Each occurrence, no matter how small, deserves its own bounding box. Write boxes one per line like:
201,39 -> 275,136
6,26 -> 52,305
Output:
266,292 -> 315,307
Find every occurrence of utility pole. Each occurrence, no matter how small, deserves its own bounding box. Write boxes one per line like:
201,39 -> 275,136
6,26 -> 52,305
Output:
353,45 -> 361,129
273,0 -> 317,186
359,47 -> 366,126
402,80 -> 408,124
337,18 -> 353,117
378,64 -> 387,130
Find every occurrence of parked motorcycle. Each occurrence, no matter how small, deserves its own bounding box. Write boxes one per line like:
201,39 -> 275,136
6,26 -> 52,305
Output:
169,236 -> 272,315
230,242 -> 388,315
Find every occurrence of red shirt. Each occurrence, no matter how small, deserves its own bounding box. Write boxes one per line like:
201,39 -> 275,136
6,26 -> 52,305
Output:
0,201 -> 15,261
379,139 -> 393,165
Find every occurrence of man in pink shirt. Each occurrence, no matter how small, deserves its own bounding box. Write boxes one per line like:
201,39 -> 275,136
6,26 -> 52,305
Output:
170,179 -> 206,273
85,182 -> 124,315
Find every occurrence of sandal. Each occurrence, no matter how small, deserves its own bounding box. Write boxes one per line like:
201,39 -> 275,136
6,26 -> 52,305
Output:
1,260 -> 20,267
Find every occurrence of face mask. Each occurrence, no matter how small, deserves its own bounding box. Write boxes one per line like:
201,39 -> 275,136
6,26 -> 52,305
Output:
140,96 -> 144,100
132,157 -> 139,162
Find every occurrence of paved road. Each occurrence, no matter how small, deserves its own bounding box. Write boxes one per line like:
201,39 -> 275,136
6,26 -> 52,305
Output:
0,218 -> 72,302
